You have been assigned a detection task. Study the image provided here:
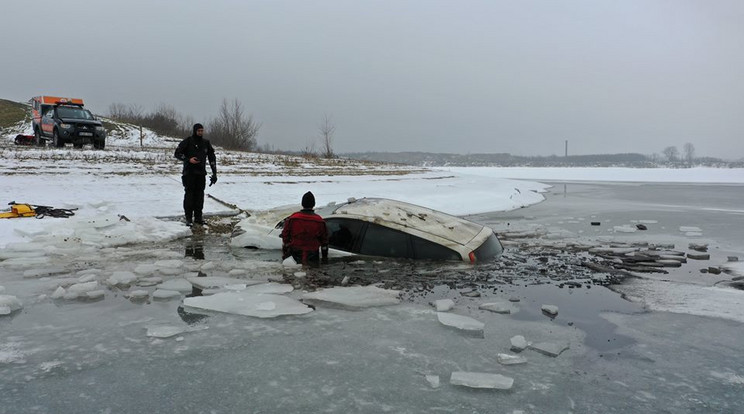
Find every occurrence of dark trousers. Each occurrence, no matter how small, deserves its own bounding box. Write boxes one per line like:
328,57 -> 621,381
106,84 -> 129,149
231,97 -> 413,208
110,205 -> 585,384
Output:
182,174 -> 206,221
287,248 -> 320,266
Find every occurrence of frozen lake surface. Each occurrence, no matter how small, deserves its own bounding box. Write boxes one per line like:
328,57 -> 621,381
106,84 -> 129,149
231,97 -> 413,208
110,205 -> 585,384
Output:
2,182 -> 744,413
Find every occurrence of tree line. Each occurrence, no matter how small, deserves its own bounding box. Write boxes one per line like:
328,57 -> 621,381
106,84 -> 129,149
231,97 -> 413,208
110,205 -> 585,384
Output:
107,100 -> 336,156
108,99 -> 260,151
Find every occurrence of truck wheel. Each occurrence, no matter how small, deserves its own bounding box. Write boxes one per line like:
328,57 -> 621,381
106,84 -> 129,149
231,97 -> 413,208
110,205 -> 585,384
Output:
94,140 -> 105,150
34,129 -> 44,146
53,130 -> 64,148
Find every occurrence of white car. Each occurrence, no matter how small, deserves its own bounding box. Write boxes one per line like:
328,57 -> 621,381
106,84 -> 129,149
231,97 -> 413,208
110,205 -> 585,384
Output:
231,198 -> 503,262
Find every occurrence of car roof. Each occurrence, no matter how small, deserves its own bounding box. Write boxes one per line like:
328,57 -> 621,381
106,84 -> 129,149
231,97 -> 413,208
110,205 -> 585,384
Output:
320,198 -> 485,246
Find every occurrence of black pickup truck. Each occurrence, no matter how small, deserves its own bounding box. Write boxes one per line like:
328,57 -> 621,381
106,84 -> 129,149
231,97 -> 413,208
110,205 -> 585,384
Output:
32,97 -> 106,149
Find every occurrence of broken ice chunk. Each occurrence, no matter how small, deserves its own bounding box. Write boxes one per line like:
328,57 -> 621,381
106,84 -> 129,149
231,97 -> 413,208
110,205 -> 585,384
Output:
433,299 -> 455,312
679,226 -> 702,233
158,278 -> 193,293
186,276 -> 260,290
137,277 -> 163,287
85,290 -> 105,300
510,335 -> 529,352
146,325 -> 187,338
243,282 -> 294,295
497,353 -> 527,365
437,312 -> 485,337
450,372 -> 514,390
133,264 -> 159,275
613,225 -> 637,233
51,286 -> 66,299
0,295 -> 23,314
479,301 -> 516,314
184,292 -> 313,318
530,341 -> 570,357
425,375 -> 440,388
127,290 -> 150,300
282,257 -> 300,267
541,305 -> 559,316
106,271 -> 138,287
302,286 -> 401,309
152,289 -> 182,300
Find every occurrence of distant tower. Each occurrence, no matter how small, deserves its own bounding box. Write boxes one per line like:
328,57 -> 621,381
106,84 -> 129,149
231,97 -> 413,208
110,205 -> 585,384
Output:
565,140 -> 568,157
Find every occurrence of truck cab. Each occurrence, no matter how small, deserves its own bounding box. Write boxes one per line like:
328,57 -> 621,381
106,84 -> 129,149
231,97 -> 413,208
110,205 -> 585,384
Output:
31,96 -> 106,149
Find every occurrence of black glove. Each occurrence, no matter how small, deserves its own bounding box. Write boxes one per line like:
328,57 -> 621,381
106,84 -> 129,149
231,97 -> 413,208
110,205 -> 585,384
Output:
209,174 -> 218,186
321,246 -> 328,264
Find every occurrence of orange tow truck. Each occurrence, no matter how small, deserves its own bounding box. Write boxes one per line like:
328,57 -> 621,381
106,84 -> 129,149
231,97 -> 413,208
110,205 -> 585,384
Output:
31,96 -> 106,149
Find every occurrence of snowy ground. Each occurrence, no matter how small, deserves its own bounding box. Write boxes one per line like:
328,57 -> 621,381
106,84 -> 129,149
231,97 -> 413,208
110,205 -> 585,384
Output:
2,133 -> 744,413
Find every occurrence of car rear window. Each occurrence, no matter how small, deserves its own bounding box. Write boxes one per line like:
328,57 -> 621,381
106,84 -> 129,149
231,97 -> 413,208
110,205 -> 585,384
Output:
473,232 -> 503,261
412,236 -> 461,261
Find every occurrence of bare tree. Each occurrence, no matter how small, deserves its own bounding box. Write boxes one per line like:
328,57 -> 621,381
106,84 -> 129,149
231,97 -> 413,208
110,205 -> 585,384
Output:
108,103 -> 128,119
318,114 -> 336,158
683,142 -> 696,165
208,99 -> 261,151
662,146 -> 679,162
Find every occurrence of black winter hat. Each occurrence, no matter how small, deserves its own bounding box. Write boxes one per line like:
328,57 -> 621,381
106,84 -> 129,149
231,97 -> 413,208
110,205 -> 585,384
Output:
301,191 -> 315,209
193,123 -> 204,135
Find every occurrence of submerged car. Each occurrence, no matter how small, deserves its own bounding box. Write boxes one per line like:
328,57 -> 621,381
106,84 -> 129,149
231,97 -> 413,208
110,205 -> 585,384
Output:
231,197 -> 503,262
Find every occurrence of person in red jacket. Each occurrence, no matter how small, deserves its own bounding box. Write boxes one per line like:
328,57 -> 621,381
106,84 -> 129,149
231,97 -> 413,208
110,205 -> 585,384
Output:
281,192 -> 329,265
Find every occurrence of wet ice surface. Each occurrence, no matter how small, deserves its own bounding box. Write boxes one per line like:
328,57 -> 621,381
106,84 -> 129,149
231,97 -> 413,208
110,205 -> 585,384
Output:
2,183 -> 744,413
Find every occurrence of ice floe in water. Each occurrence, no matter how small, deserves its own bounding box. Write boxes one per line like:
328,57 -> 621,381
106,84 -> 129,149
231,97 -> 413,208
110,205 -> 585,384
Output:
242,282 -> 294,295
146,325 -> 193,338
541,305 -> 559,316
425,375 -> 440,388
0,295 -> 23,315
510,335 -> 529,352
186,276 -> 264,290
497,353 -> 527,365
302,286 -> 401,309
613,225 -> 637,233
450,372 -> 514,390
530,341 -> 570,357
433,299 -> 455,312
106,271 -> 138,287
184,291 -> 313,318
437,312 -> 485,337
152,289 -> 182,300
479,301 -> 517,314
158,278 -> 193,292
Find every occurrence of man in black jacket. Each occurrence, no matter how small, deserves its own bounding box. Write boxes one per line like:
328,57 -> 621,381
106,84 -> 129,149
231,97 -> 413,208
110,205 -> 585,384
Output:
174,123 -> 217,226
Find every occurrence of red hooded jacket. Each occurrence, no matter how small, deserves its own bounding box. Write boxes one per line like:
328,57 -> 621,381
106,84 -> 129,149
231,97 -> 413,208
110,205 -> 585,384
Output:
281,210 -> 329,260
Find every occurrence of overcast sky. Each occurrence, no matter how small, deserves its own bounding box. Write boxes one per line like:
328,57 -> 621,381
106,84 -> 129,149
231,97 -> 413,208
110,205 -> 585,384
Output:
2,0 -> 742,158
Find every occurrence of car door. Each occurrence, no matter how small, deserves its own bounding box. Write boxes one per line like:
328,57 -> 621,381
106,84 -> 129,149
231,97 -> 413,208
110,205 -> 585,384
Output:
41,108 -> 55,135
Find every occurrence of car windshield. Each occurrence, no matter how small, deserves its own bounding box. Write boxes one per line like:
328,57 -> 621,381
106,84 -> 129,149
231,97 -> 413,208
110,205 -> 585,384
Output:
57,106 -> 94,120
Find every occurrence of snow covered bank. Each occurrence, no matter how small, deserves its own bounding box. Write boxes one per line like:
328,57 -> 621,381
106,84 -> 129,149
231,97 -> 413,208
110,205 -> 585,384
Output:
1,162 -> 548,250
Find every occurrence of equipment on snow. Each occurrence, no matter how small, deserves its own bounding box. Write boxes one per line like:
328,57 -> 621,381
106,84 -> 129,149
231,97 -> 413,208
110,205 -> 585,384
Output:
14,134 -> 36,145
0,202 -> 77,219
